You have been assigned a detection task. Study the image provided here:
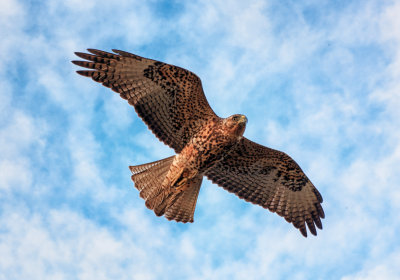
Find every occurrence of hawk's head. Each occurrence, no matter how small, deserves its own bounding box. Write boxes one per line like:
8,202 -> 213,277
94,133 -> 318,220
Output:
223,114 -> 248,137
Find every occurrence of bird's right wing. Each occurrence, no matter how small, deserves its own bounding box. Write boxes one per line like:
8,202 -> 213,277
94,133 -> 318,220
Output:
72,49 -> 218,153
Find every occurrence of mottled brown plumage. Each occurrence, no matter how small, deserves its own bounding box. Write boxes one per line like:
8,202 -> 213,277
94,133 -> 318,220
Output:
72,49 -> 324,237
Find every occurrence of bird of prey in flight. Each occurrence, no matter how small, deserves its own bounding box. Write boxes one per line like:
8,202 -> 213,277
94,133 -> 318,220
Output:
72,49 -> 324,237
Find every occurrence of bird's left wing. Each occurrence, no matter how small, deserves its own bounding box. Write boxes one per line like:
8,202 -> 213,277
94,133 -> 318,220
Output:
72,49 -> 217,153
205,137 -> 324,237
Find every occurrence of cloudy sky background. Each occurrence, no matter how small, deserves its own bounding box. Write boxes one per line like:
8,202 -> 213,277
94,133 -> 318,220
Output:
1,0 -> 400,279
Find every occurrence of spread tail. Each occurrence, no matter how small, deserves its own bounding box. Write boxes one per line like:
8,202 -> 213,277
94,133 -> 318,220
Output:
129,157 -> 202,223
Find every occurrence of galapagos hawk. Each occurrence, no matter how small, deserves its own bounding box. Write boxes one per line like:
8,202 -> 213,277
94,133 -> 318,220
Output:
72,49 -> 324,237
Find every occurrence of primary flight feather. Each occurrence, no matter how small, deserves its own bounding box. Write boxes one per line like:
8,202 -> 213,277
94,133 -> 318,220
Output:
72,49 -> 324,237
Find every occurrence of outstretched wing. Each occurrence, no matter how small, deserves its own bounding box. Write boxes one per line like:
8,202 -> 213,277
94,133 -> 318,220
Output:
205,137 -> 324,237
72,49 -> 217,153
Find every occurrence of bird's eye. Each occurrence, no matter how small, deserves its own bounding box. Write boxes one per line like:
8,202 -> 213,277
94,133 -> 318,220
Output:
232,116 -> 239,121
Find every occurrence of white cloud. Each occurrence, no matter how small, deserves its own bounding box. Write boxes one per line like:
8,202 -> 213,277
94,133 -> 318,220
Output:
0,107 -> 46,193
373,2 -> 400,119
0,159 -> 32,192
0,208 -> 151,280
0,0 -> 26,71
342,252 -> 400,280
102,93 -> 134,134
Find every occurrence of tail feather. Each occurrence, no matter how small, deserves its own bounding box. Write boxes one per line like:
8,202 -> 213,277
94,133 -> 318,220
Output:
129,156 -> 174,200
129,156 -> 203,223
165,176 -> 202,222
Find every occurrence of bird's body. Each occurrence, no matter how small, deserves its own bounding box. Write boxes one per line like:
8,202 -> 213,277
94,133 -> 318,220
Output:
180,115 -> 247,173
72,49 -> 324,237
136,114 -> 247,221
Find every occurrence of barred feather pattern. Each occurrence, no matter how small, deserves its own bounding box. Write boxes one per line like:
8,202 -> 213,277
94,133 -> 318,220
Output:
73,49 -> 325,237
164,176 -> 202,223
129,156 -> 202,223
72,49 -> 217,153
206,137 -> 324,237
129,156 -> 175,200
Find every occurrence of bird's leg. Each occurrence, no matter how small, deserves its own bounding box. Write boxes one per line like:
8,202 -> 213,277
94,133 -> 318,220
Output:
152,169 -> 195,215
173,170 -> 198,193
168,169 -> 184,188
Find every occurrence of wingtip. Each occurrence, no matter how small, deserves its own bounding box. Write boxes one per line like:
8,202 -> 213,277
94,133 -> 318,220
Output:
76,70 -> 91,77
111,49 -> 139,59
74,52 -> 87,59
315,216 -> 323,230
309,227 -> 317,236
313,188 -> 323,203
112,49 -> 126,56
300,227 -> 308,238
319,207 -> 325,219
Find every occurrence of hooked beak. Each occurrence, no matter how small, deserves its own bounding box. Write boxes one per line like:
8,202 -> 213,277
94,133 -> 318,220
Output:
240,115 -> 248,124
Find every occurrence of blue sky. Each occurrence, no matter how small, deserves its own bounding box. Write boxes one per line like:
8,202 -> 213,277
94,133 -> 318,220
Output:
1,0 -> 400,279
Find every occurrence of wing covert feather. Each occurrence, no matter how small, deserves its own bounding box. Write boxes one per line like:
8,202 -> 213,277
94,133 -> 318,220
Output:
72,49 -> 217,152
205,137 -> 324,237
